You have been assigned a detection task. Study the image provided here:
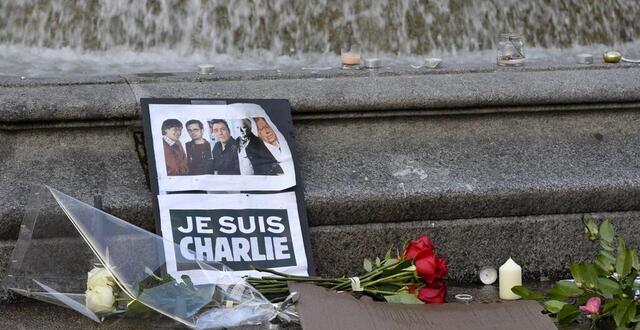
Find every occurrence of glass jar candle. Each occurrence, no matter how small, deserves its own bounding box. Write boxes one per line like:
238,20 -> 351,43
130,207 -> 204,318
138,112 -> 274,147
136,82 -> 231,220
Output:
341,44 -> 361,70
497,33 -> 525,66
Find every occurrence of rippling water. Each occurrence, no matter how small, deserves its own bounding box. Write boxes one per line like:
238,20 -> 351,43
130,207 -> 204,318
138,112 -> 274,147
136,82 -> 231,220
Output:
0,0 -> 638,77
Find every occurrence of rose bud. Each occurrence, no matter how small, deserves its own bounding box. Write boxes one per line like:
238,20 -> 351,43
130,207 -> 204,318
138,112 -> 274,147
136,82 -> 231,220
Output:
579,297 -> 601,316
418,281 -> 447,304
404,235 -> 435,260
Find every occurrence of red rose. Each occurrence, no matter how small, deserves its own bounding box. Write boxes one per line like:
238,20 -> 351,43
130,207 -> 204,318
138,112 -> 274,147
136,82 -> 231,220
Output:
418,281 -> 447,304
404,235 -> 435,260
415,252 -> 448,283
435,256 -> 448,279
414,252 -> 439,283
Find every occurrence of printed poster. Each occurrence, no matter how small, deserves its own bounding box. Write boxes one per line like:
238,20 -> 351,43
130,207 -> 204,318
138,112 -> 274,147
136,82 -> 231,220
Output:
158,192 -> 308,283
141,99 -> 313,279
145,102 -> 296,192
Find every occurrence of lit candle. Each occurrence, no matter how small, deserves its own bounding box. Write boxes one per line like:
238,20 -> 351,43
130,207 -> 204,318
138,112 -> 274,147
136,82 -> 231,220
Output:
341,52 -> 361,66
499,258 -> 522,300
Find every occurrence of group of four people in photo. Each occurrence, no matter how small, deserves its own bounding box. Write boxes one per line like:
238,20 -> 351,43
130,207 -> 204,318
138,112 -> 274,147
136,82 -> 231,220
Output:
161,117 -> 284,176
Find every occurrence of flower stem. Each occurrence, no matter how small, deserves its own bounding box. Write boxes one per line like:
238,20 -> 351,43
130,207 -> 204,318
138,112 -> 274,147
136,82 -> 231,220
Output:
363,288 -> 402,296
364,272 -> 413,287
331,261 -> 402,291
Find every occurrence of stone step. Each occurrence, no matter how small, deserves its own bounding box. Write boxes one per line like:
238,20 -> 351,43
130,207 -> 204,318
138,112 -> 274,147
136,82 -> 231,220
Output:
1,108 -> 639,237
0,65 -> 639,308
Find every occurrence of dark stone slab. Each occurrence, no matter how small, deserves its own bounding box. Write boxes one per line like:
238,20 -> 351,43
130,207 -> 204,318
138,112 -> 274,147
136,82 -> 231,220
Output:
297,110 -> 640,226
309,211 -> 640,284
0,127 -> 153,240
1,66 -> 639,125
127,67 -> 640,114
0,79 -> 136,123
0,109 -> 639,239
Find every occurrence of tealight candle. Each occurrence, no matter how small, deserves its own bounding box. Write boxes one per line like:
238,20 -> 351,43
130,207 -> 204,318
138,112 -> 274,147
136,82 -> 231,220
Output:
499,258 -> 522,300
603,51 -> 622,63
341,52 -> 361,66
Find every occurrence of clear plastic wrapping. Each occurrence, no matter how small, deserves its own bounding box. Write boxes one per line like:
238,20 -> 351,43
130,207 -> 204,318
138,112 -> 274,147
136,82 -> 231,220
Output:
3,185 -> 280,329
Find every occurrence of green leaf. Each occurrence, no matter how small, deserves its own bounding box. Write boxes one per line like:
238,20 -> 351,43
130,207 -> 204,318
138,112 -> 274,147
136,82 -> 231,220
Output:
584,218 -> 599,239
529,291 -> 544,301
600,219 -> 614,244
384,293 -> 423,304
125,299 -> 155,317
511,286 -> 529,297
384,248 -> 392,260
569,263 -> 598,288
570,262 -> 585,284
597,277 -> 622,297
596,251 -> 616,274
511,286 -> 543,302
631,250 -> 640,272
375,257 -> 381,267
557,304 -> 581,325
603,299 -> 618,313
582,264 -> 600,289
382,257 -> 400,267
363,258 -> 373,272
376,284 -> 403,293
547,281 -> 584,300
557,281 -> 584,296
601,240 -> 615,252
618,237 -> 627,254
544,300 -> 568,314
616,240 -> 632,278
625,270 -> 638,291
614,299 -> 635,328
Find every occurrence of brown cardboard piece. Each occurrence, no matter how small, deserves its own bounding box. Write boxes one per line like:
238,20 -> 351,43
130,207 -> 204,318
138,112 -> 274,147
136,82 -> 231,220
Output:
289,283 -> 556,330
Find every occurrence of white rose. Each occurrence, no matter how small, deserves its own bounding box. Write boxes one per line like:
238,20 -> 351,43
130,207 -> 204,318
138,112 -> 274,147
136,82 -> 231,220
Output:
85,285 -> 115,314
87,267 -> 115,290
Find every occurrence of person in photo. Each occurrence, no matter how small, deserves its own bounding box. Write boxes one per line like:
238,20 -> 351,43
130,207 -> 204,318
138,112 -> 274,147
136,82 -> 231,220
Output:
210,119 -> 240,175
254,117 -> 286,163
237,118 -> 284,176
185,119 -> 214,175
161,119 -> 189,176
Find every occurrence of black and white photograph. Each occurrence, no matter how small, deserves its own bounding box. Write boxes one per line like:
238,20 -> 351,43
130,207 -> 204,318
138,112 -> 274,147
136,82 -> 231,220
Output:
145,102 -> 296,192
157,192 -> 309,284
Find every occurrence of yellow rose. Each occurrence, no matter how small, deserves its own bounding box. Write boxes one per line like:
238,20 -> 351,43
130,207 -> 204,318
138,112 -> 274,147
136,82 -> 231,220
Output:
85,285 -> 115,314
87,267 -> 115,290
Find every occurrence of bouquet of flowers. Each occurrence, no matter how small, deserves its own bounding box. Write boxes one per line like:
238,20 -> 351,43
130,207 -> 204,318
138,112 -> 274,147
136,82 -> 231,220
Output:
248,234 -> 448,304
514,217 -> 640,329
2,186 -> 448,329
2,186 -> 284,329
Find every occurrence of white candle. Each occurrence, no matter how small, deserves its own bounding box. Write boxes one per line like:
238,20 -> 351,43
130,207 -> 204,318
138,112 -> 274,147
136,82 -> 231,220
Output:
499,258 -> 522,300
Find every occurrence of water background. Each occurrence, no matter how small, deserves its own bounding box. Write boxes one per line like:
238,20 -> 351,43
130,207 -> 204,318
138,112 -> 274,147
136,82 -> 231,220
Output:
1,0 -> 639,77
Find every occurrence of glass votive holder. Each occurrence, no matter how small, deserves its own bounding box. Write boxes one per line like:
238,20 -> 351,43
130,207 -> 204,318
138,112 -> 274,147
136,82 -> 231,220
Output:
497,33 -> 525,66
341,45 -> 361,70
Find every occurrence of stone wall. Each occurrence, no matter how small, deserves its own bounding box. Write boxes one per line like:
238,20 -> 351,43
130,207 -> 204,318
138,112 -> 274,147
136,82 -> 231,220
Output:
1,64 -> 640,303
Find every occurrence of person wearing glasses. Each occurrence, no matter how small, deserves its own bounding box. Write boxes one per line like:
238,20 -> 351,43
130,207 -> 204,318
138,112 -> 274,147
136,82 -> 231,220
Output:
184,119 -> 214,175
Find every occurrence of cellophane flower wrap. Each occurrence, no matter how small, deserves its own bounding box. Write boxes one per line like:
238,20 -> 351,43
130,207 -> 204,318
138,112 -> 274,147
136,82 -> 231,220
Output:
2,186 -> 279,329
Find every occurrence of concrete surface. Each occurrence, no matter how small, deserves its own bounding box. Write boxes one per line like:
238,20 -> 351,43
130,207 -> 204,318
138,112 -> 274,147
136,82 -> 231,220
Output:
1,64 -> 639,125
0,64 -> 639,328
